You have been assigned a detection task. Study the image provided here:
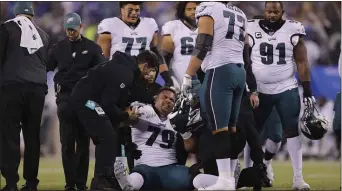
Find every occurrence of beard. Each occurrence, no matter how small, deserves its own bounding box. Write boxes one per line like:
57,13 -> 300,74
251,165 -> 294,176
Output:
183,16 -> 197,28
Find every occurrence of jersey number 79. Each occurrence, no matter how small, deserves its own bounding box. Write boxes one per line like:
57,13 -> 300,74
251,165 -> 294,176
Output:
145,125 -> 175,149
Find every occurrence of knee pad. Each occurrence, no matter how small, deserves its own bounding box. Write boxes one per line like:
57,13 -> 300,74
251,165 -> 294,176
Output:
284,128 -> 299,138
213,131 -> 232,159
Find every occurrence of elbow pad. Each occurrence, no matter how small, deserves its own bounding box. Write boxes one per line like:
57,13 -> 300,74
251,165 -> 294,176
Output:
192,34 -> 213,61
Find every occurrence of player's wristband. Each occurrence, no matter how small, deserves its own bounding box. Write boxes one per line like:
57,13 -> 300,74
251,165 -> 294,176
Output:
302,81 -> 312,98
180,132 -> 192,140
160,71 -> 173,86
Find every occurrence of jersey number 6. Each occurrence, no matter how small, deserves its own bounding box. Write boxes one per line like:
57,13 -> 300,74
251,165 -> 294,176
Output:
180,37 -> 194,55
223,10 -> 245,41
145,125 -> 175,149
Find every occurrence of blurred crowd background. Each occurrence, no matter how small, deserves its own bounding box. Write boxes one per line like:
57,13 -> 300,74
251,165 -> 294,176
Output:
0,1 -> 341,161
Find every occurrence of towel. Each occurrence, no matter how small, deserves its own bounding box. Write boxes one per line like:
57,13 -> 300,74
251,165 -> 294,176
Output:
6,16 -> 43,54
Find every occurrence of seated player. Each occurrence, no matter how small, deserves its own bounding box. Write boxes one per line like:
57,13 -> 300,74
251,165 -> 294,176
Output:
113,87 -> 199,190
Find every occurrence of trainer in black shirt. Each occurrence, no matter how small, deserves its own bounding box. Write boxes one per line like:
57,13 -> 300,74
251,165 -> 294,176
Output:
46,12 -> 105,191
69,50 -> 159,190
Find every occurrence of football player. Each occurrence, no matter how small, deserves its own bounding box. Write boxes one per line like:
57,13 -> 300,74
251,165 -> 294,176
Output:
160,2 -> 200,93
242,14 -> 284,185
247,2 -> 313,190
113,87 -> 200,190
97,1 -> 173,86
181,2 -> 248,190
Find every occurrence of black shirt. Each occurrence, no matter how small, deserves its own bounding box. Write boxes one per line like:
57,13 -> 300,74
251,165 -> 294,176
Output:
70,51 -> 150,125
0,19 -> 50,87
47,36 -> 105,92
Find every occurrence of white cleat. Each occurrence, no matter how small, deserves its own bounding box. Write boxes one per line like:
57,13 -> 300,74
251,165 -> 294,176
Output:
265,160 -> 275,182
234,159 -> 241,188
114,160 -> 134,191
292,178 -> 310,191
201,176 -> 235,190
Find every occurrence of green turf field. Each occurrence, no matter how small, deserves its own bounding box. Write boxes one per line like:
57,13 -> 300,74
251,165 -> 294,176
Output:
0,158 -> 340,190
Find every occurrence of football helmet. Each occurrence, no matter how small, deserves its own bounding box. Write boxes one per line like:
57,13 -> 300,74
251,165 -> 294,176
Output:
170,93 -> 204,133
300,102 -> 329,140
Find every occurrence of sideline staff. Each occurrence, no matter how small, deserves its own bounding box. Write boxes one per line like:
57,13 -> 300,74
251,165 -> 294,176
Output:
47,13 -> 105,190
69,50 -> 159,190
0,2 -> 50,190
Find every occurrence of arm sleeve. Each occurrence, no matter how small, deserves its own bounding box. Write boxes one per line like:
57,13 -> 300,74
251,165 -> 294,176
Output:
0,24 -> 9,68
46,45 -> 58,71
97,19 -> 112,34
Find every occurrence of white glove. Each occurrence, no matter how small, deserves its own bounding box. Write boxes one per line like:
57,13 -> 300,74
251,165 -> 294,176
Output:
303,96 -> 316,107
181,74 -> 192,96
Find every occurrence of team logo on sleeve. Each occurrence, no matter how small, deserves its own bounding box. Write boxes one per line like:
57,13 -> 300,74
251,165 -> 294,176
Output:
196,6 -> 206,14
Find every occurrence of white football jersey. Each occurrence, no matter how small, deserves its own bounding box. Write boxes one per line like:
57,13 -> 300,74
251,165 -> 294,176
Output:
248,19 -> 306,94
131,103 -> 178,167
97,17 -> 158,59
161,20 -> 198,84
195,2 -> 248,72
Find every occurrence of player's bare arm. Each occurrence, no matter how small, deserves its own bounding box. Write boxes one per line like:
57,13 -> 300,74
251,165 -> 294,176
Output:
294,36 -> 312,100
160,34 -> 175,66
294,37 -> 310,82
185,16 -> 214,77
97,33 -> 111,59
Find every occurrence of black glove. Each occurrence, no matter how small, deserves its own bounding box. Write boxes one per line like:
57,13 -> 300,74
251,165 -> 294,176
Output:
125,142 -> 142,160
169,99 -> 191,134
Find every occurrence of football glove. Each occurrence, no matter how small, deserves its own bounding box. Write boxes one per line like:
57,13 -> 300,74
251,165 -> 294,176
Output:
124,142 -> 142,160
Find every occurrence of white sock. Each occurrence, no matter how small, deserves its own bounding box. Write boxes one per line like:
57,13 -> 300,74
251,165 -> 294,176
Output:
244,145 -> 253,168
230,159 -> 237,176
265,139 -> 281,154
193,174 -> 218,189
129,172 -> 144,190
287,136 -> 303,179
216,158 -> 231,178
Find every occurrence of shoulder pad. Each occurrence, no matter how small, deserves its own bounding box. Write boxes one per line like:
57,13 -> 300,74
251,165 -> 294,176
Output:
161,20 -> 177,36
287,20 -> 306,36
97,17 -> 116,34
196,2 -> 218,19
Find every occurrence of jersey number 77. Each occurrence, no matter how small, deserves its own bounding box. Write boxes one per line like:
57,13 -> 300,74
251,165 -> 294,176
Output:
223,10 -> 245,41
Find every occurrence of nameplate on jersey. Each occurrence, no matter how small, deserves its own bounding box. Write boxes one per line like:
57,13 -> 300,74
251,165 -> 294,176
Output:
255,32 -> 262,39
